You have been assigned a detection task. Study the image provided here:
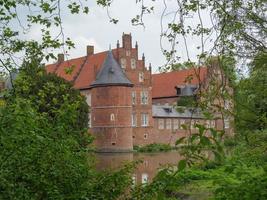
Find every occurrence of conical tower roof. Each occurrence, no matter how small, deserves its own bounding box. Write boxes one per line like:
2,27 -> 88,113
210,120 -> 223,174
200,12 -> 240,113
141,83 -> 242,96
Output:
90,50 -> 133,88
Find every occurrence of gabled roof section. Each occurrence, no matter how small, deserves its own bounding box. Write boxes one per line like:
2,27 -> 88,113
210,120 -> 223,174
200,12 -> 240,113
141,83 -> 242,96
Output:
90,51 -> 133,88
152,67 -> 207,98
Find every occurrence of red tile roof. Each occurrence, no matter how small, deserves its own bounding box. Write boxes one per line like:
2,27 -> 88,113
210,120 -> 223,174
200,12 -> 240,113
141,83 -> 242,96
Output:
151,67 -> 207,98
46,51 -> 207,98
46,50 -> 116,89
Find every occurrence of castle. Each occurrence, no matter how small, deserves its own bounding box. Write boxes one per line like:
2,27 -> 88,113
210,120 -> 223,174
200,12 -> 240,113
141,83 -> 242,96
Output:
46,33 -> 233,152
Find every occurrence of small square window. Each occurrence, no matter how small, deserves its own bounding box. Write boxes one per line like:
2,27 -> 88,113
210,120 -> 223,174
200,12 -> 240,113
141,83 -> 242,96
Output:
144,133 -> 148,139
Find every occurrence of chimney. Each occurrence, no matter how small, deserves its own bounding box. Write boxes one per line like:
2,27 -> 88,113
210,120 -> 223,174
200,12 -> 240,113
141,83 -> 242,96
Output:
122,33 -> 132,49
87,45 -> 94,56
57,53 -> 64,63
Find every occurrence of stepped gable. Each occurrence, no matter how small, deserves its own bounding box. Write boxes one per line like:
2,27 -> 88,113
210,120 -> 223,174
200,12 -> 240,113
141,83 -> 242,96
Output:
90,50 -> 133,88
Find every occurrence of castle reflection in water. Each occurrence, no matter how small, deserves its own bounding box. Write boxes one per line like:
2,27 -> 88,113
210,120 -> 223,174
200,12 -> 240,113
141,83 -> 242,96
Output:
95,151 -> 182,185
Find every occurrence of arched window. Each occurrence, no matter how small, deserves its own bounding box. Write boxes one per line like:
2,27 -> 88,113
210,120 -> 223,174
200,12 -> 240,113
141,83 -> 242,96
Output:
131,58 -> 136,69
139,72 -> 144,82
110,113 -> 115,121
120,58 -> 126,69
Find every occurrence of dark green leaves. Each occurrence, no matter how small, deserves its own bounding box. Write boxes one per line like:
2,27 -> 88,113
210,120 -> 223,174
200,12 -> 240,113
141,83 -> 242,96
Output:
178,159 -> 187,171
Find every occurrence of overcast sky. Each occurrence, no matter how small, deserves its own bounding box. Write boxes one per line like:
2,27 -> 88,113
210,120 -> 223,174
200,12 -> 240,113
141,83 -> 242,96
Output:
26,0 -> 214,73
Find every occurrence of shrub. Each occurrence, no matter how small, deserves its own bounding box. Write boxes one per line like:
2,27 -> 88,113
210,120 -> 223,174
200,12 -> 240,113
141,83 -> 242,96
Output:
136,143 -> 173,152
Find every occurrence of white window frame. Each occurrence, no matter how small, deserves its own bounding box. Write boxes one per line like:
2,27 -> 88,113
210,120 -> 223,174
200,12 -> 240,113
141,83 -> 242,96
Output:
158,119 -> 164,129
141,113 -> 149,127
166,119 -> 172,130
132,91 -> 136,105
131,58 -> 136,69
120,58 -> 126,69
131,113 -> 137,127
210,120 -> 216,128
173,119 -> 179,130
139,72 -> 144,82
141,173 -> 148,184
140,91 -> 148,105
126,50 -> 131,57
86,93 -> 91,106
224,118 -> 230,129
88,113 -> 91,128
110,113 -> 115,121
206,120 -> 211,128
179,119 -> 185,129
190,119 -> 195,129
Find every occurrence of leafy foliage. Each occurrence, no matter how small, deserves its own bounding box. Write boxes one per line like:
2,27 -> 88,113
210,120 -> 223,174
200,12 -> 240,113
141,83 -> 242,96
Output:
8,60 -> 90,146
134,143 -> 173,153
0,99 -> 93,199
235,52 -> 267,132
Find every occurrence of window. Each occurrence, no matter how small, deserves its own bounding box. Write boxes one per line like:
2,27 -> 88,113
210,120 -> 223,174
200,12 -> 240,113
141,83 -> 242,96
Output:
141,91 -> 148,105
110,113 -> 115,121
132,113 -> 137,127
141,113 -> 149,127
158,119 -> 164,129
180,119 -> 185,129
144,133 -> 148,139
166,119 -> 172,129
224,101 -> 230,110
86,93 -> 91,106
141,173 -> 148,184
190,120 -> 195,129
175,87 -> 181,95
139,72 -> 144,82
132,175 -> 136,186
131,58 -> 136,69
173,119 -> 179,130
224,118 -> 230,129
120,58 -> 126,69
206,120 -> 211,128
126,50 -> 131,56
88,113 -> 91,128
210,120 -> 216,128
132,91 -> 136,105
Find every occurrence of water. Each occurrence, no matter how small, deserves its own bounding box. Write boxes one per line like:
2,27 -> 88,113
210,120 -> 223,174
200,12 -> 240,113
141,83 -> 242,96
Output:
95,151 -> 182,184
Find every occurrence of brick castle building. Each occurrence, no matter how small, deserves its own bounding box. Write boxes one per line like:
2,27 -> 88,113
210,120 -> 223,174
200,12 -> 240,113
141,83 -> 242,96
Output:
46,33 -> 233,152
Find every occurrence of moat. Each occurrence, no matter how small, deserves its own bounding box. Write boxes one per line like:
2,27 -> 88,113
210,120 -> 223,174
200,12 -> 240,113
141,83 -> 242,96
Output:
95,151 -> 182,185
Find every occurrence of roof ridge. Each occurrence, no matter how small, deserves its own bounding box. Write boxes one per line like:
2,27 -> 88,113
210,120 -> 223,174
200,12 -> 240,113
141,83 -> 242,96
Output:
152,66 -> 207,76
72,56 -> 88,83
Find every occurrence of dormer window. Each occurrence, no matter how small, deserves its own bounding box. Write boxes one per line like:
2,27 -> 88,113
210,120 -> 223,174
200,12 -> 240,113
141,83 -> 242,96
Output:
120,58 -> 126,69
163,107 -> 172,113
175,86 -> 181,95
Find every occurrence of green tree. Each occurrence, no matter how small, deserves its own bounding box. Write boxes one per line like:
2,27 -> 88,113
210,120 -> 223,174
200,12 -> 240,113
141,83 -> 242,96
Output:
9,60 -> 90,146
235,52 -> 267,132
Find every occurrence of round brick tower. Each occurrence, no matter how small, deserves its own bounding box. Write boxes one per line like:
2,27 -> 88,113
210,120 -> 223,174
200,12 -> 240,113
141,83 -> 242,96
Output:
90,50 -> 134,152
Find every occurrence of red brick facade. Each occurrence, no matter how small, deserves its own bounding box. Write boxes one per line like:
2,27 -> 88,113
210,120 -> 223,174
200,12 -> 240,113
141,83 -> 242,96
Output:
46,33 -> 233,152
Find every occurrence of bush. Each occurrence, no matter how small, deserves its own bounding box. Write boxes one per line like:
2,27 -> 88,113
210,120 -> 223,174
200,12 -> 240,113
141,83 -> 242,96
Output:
135,143 -> 173,152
